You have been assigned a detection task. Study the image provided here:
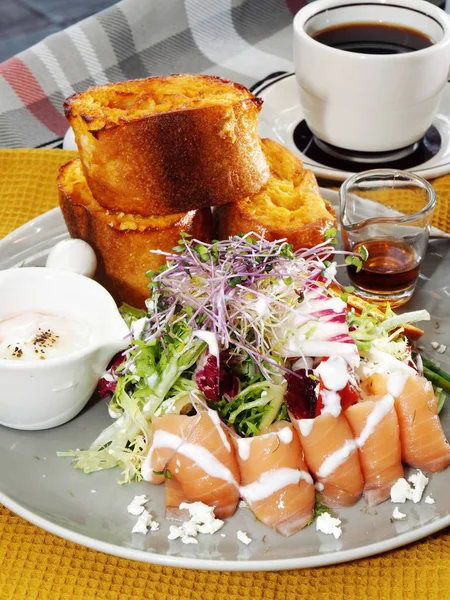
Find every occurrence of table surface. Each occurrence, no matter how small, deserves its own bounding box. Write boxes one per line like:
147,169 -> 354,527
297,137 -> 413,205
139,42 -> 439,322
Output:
1,148 -> 450,600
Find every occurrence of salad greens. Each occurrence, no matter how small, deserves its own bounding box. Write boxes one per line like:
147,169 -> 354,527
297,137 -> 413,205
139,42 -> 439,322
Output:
347,303 -> 429,361
58,233 -> 437,483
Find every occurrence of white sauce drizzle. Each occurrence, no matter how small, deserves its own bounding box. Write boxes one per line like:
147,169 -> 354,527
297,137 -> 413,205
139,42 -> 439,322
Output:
236,437 -> 253,461
298,419 -> 314,437
357,394 -> 394,448
314,356 -> 349,391
192,331 -> 219,359
240,468 -> 313,503
387,372 -> 409,397
236,427 -> 293,461
277,427 -> 293,444
142,430 -> 238,486
317,394 -> 394,479
320,389 -> 342,417
317,439 -> 356,479
207,409 -> 231,452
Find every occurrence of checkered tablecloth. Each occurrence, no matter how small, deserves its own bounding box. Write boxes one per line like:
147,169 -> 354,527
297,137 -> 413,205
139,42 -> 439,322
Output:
0,0 -> 310,149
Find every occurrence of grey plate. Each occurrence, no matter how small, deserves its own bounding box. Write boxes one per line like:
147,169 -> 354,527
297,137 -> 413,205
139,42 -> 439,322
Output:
1,200 -> 450,571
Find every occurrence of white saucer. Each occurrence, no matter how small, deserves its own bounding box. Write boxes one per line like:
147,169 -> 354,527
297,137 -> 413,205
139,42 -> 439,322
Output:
256,73 -> 450,182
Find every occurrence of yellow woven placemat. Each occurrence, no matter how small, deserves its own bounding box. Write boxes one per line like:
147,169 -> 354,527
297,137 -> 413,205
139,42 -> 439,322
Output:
1,148 -> 450,600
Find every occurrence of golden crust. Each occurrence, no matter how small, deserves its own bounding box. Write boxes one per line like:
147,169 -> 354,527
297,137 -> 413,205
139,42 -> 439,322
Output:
65,74 -> 270,216
58,159 -> 213,308
216,139 -> 337,249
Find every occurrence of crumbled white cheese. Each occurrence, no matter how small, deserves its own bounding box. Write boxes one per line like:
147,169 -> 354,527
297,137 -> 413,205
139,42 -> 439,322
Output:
238,500 -> 248,508
391,507 -> 407,521
132,509 -> 159,534
237,530 -> 252,545
127,494 -> 149,516
316,513 -> 342,539
167,502 -> 224,545
390,478 -> 413,503
408,470 -> 429,503
390,470 -> 429,504
425,495 -> 435,505
431,342 -> 447,353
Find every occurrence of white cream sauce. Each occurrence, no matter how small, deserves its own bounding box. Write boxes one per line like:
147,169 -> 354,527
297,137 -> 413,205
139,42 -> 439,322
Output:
236,426 -> 293,461
314,356 -> 350,391
192,330 -> 219,360
236,437 -> 254,461
320,389 -> 342,418
0,312 -> 92,361
141,429 -> 238,486
277,427 -> 293,444
387,372 -> 409,397
316,394 -> 394,479
208,409 -> 231,452
240,468 -> 313,503
297,419 -> 314,437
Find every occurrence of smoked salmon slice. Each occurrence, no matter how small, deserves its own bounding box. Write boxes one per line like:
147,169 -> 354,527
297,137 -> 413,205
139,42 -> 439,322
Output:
234,421 -> 315,536
141,409 -> 240,518
346,396 -> 404,506
362,372 -> 450,472
164,478 -> 191,521
294,413 -> 364,507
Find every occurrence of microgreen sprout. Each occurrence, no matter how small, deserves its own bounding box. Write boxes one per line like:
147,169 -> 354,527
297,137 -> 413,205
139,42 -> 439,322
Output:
145,233 -> 356,381
153,468 -> 173,479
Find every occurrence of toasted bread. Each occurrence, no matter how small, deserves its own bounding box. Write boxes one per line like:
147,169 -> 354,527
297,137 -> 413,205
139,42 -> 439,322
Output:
64,74 -> 269,217
215,138 -> 336,249
58,159 -> 213,308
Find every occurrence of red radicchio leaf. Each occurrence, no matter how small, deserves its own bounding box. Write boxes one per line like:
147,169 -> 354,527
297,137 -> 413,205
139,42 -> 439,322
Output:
98,353 -> 126,399
284,369 -> 318,419
195,353 -> 240,402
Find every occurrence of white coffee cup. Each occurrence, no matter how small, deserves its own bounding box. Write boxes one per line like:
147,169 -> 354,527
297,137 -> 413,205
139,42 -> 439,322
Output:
293,0 -> 450,153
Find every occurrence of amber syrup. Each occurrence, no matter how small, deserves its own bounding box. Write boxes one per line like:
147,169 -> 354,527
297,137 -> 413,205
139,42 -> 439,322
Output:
347,239 -> 421,294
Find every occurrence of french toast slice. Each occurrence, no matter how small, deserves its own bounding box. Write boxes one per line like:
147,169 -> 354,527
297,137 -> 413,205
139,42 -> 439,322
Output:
58,158 -> 212,308
64,74 -> 269,217
216,138 -> 336,249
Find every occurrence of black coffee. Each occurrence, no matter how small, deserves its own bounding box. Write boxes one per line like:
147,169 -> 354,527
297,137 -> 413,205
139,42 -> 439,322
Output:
312,22 -> 434,54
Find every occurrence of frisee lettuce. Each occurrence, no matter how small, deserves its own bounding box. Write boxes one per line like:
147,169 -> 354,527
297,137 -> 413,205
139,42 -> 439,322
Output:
58,319 -> 206,483
211,379 -> 288,437
348,304 -> 430,362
